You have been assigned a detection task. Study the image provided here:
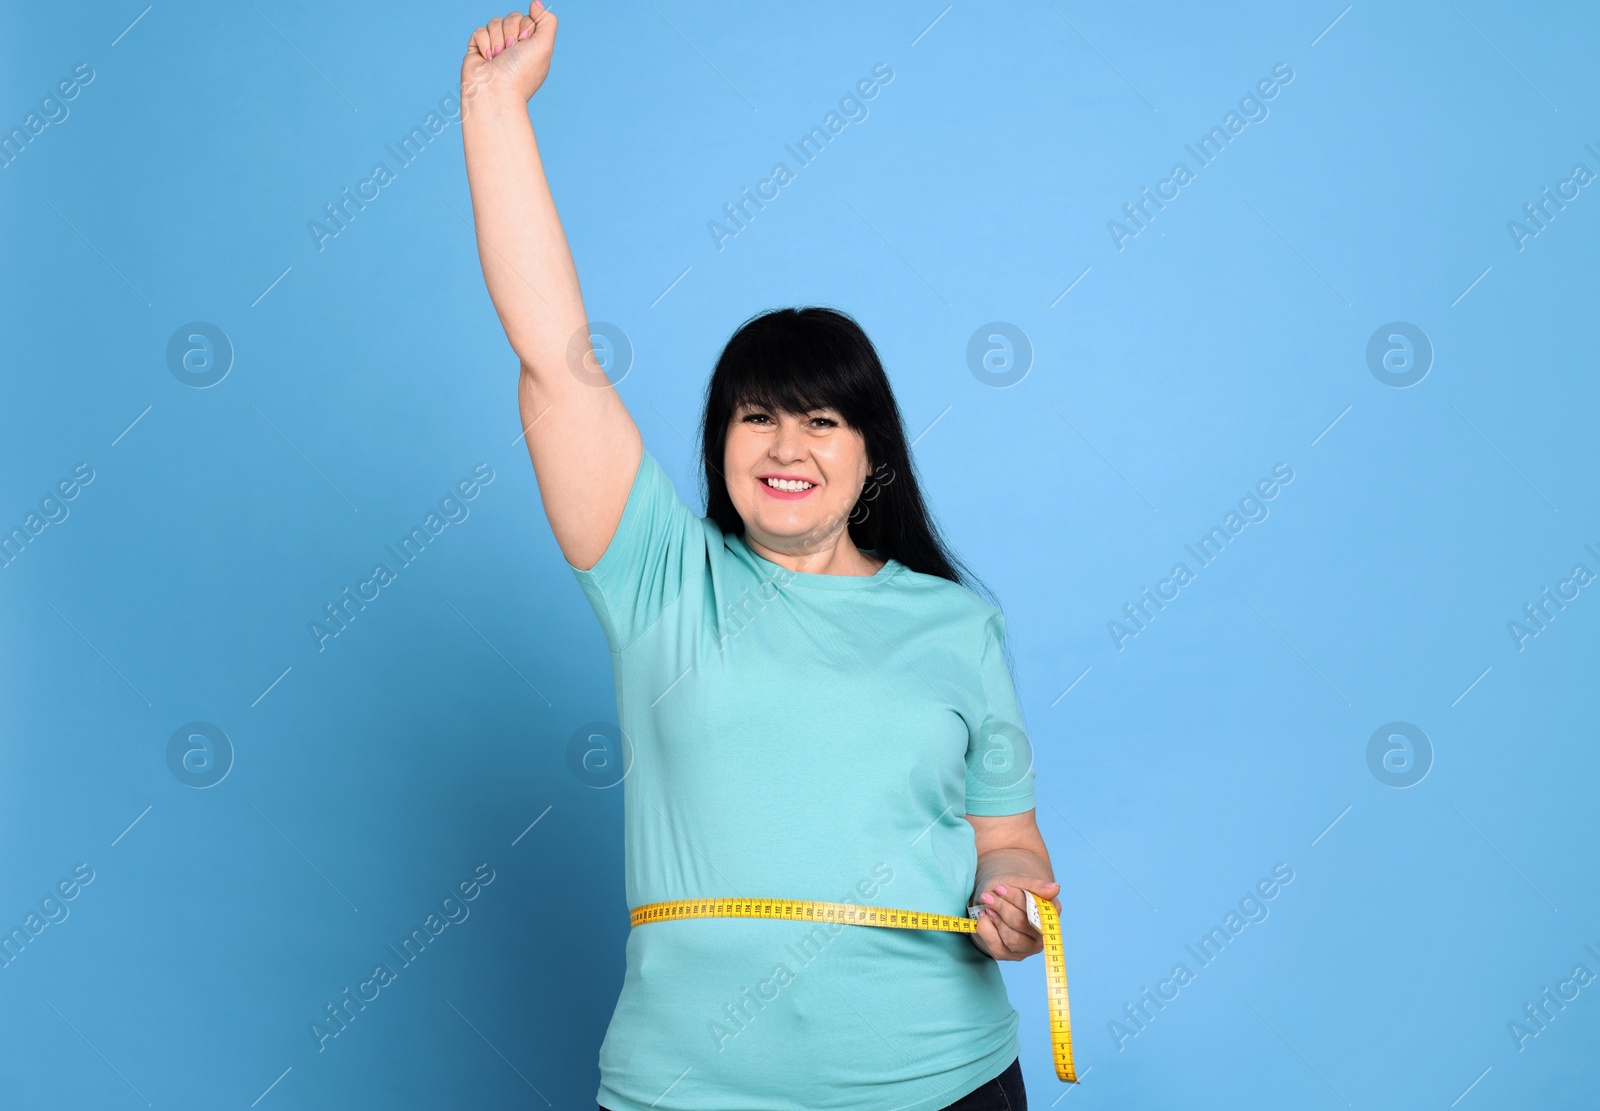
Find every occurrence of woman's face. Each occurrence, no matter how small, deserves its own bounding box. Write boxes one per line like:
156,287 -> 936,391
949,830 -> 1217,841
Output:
723,401 -> 870,558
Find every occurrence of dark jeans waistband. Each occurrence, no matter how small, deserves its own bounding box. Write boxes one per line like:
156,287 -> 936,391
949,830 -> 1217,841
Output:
597,1056 -> 1026,1111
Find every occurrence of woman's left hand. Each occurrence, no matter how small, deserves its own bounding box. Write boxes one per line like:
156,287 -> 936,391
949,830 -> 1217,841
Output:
970,877 -> 1062,961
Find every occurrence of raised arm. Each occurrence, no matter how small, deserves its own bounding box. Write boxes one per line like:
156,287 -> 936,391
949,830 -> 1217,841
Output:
460,3 -> 642,570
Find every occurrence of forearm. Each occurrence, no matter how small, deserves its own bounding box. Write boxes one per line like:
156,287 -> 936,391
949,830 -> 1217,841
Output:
461,90 -> 586,375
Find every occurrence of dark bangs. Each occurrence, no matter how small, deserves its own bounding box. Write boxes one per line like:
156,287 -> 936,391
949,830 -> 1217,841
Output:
717,309 -> 878,432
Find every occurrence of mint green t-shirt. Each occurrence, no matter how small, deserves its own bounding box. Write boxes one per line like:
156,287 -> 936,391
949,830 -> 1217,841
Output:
569,448 -> 1038,1111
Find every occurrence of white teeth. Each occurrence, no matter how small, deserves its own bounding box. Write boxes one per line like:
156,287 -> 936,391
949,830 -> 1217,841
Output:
764,477 -> 814,492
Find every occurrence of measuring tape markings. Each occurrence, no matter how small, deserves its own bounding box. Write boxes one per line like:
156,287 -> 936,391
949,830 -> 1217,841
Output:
630,890 -> 1077,1083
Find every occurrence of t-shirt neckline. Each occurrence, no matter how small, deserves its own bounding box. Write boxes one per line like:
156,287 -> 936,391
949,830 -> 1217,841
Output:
732,535 -> 904,590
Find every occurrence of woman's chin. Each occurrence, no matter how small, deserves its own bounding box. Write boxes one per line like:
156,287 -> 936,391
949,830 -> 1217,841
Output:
744,515 -> 842,554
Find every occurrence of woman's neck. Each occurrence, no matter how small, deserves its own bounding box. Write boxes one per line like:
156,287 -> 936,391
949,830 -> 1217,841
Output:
744,533 -> 885,577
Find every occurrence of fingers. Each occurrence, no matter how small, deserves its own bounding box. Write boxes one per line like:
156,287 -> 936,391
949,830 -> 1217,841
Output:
504,9 -> 528,45
973,913 -> 997,958
972,875 -> 1066,959
975,906 -> 1034,959
475,9 -> 540,60
977,881 -> 1056,958
983,884 -> 1033,936
987,906 -> 1035,955
974,911 -> 1006,959
1034,880 -> 1064,919
530,2 -> 558,43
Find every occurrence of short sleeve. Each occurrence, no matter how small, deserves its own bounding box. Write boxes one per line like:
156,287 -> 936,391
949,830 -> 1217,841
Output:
963,609 -> 1037,816
566,447 -> 708,654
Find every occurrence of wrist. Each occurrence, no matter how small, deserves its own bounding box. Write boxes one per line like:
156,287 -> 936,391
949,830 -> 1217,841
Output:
973,847 -> 1053,893
459,77 -> 534,122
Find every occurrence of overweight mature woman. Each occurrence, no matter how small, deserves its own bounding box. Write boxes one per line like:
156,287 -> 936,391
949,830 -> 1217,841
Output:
461,7 -> 1062,1110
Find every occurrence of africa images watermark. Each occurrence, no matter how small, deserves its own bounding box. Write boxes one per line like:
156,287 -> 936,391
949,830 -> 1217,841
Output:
1,463 -> 95,571
1108,62 -> 1296,251
707,63 -> 895,252
1508,941 -> 1600,1052
304,54 -> 512,253
1,63 -> 95,171
307,91 -> 464,251
1506,541 -> 1599,651
1,863 -> 96,971
310,862 -> 497,1051
1108,862 -> 1295,1051
1506,141 -> 1600,252
308,464 -> 495,652
1108,463 -> 1295,650
708,862 -> 896,1051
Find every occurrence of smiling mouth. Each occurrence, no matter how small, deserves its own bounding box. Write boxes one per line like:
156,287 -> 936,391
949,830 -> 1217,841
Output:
762,477 -> 816,492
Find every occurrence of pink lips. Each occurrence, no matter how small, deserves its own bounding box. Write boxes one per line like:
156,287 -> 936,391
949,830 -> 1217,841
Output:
758,475 -> 817,501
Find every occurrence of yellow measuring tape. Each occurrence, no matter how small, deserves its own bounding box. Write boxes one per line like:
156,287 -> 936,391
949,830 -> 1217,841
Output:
630,890 -> 1077,1083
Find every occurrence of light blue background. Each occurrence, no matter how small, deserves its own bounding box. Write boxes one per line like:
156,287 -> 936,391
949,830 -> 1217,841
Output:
3,1 -> 1596,1107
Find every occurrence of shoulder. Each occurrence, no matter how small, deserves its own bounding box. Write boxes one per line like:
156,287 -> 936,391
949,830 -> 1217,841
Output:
887,565 -> 1002,634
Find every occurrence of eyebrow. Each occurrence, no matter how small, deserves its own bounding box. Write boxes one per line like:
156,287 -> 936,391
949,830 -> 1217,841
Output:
738,402 -> 835,415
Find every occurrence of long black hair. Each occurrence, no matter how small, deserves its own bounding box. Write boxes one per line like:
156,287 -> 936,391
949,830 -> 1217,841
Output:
696,306 -> 995,606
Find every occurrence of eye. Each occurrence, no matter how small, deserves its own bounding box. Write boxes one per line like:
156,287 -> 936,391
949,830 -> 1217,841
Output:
809,415 -> 839,428
742,411 -> 772,424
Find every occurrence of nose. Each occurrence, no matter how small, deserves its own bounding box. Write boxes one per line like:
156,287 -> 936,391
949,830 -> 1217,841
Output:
769,415 -> 806,464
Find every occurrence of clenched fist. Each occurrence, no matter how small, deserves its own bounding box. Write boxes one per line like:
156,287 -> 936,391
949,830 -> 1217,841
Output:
461,1 -> 558,110
970,879 -> 1062,962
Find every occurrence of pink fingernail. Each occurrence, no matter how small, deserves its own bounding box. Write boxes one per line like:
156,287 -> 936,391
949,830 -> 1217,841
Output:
996,885 -> 1007,895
